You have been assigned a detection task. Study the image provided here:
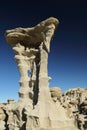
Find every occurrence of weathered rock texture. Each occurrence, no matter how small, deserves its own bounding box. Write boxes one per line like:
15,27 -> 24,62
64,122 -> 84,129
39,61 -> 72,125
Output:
0,17 -> 86,130
61,88 -> 87,130
1,89 -> 87,130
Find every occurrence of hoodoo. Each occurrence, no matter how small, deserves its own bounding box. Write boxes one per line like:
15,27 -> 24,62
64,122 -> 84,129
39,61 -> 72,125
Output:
0,17 -> 83,130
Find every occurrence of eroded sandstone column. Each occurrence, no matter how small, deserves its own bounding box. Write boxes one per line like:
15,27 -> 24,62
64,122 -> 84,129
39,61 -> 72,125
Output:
5,18 -> 79,130
38,23 -> 56,104
5,17 -> 59,108
13,44 -> 38,106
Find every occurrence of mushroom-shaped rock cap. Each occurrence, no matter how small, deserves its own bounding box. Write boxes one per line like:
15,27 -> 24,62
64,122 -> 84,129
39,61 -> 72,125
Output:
5,17 -> 59,48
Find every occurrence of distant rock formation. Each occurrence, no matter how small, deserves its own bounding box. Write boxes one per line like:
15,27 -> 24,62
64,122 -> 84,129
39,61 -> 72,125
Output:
1,88 -> 87,130
0,17 -> 86,130
61,88 -> 87,130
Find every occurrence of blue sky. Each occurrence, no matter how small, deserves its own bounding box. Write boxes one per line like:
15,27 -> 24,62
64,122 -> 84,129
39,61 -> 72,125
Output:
0,0 -> 87,102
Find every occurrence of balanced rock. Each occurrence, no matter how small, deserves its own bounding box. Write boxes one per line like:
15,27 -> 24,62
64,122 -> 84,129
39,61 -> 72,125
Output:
50,87 -> 62,101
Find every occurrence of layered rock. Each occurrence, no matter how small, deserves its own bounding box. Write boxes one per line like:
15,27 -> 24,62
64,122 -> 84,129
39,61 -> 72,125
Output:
1,17 -> 81,130
0,87 -> 87,130
61,88 -> 87,130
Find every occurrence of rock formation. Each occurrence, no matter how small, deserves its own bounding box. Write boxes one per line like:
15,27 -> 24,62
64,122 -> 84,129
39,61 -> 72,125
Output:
0,88 -> 87,130
0,106 -> 6,129
59,88 -> 87,130
0,17 -> 86,130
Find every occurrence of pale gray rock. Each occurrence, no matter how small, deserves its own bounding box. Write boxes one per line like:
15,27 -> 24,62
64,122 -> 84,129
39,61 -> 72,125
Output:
61,88 -> 87,130
1,17 -> 85,130
50,87 -> 62,101
5,17 -> 58,52
0,107 -> 5,130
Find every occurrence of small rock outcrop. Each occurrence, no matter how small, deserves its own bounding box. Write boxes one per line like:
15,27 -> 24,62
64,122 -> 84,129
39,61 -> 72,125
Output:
50,87 -> 62,102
